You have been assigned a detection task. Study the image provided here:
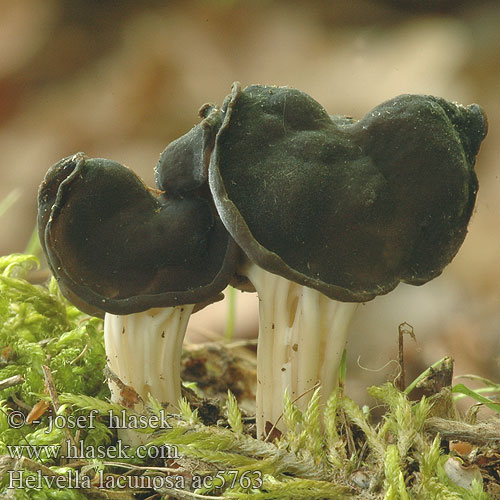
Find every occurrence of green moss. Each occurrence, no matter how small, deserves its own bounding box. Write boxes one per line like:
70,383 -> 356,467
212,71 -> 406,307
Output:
0,254 -> 108,404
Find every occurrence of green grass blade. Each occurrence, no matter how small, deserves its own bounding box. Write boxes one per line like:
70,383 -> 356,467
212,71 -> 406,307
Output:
452,383 -> 500,414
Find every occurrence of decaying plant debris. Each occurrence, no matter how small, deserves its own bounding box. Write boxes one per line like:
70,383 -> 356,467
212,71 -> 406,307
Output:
0,253 -> 499,499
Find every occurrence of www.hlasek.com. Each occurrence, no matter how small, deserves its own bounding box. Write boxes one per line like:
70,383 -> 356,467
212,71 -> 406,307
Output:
7,437 -> 178,461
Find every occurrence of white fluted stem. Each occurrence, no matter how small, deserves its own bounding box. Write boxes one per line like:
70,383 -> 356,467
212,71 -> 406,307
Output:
104,305 -> 194,444
244,263 -> 358,439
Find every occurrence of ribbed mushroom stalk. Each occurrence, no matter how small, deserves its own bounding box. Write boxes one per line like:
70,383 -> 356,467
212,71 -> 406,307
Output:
103,306 -> 196,446
38,153 -> 238,443
244,262 -> 357,436
104,306 -> 194,412
209,83 -> 487,438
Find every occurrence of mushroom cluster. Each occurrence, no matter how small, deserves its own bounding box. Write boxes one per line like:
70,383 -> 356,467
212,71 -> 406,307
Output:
38,82 -> 487,440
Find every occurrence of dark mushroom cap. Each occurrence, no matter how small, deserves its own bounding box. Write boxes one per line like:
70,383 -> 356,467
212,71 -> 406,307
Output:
38,153 -> 238,315
155,104 -> 222,197
209,83 -> 487,301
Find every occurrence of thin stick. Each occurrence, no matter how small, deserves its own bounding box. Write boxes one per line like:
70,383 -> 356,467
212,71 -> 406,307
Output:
42,365 -> 62,412
42,365 -> 77,453
70,344 -> 88,365
425,417 -> 500,445
0,374 -> 24,391
396,322 -> 416,391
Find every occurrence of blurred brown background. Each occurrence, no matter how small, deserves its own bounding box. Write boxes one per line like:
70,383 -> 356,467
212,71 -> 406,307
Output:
1,0 -> 498,404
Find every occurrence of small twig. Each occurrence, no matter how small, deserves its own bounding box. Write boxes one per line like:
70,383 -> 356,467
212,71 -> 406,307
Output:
396,322 -> 416,391
42,365 -> 62,412
70,344 -> 89,365
425,417 -> 500,446
42,365 -> 77,455
0,374 -> 24,391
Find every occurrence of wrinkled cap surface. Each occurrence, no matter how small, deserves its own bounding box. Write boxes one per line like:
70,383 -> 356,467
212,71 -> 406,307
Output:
209,83 -> 487,301
38,153 -> 238,315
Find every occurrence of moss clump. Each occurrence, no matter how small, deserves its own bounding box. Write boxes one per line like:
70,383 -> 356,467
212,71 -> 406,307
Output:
0,254 -> 108,404
0,253 -> 111,499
